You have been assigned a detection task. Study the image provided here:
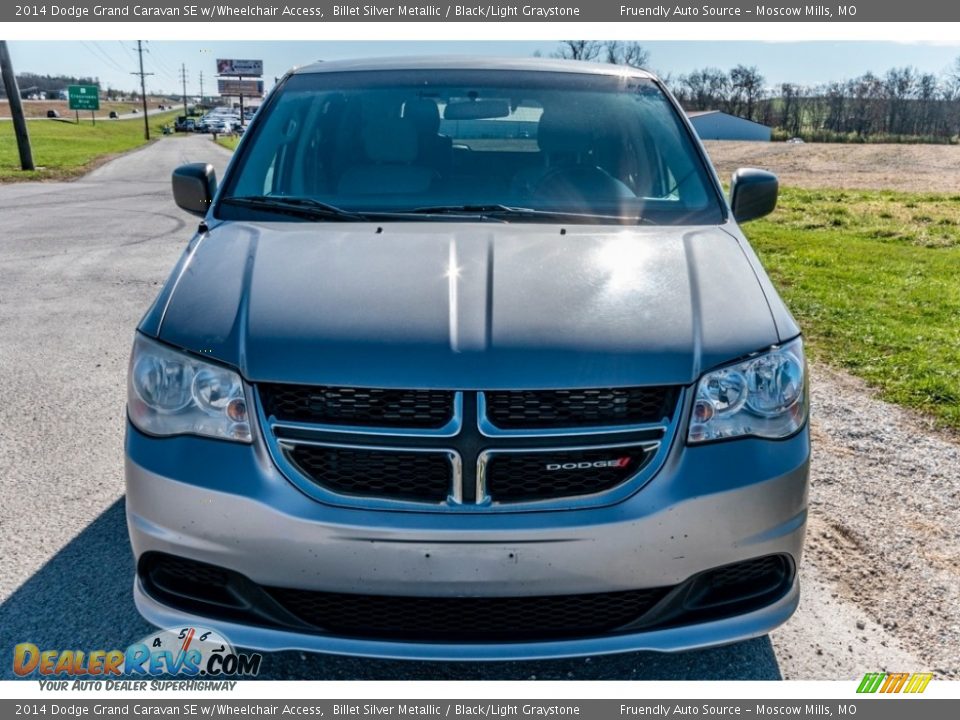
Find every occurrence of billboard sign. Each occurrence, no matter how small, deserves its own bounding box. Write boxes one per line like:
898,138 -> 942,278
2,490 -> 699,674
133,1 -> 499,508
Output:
216,59 -> 263,77
68,85 -> 100,111
217,79 -> 265,97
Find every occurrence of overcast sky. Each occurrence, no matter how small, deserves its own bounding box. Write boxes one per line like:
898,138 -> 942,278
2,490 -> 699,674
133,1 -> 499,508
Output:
8,40 -> 960,95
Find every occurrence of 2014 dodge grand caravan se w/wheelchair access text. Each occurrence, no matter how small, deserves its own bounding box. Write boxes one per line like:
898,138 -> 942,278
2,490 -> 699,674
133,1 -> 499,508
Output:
126,57 -> 809,660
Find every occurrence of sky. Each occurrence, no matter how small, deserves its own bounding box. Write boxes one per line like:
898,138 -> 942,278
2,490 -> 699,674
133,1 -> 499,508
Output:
8,40 -> 960,96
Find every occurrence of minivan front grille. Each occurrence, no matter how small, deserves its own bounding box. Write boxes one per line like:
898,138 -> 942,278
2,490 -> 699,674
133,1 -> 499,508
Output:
285,444 -> 455,503
260,384 -> 455,429
482,445 -> 654,503
259,385 -> 679,510
483,387 -> 678,430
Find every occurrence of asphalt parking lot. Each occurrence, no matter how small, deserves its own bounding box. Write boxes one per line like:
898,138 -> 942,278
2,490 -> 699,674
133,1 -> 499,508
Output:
0,135 -> 943,680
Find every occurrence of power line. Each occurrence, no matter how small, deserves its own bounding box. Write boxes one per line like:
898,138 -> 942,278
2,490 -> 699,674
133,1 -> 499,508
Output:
116,40 -> 135,64
145,41 -> 180,84
80,41 -> 126,74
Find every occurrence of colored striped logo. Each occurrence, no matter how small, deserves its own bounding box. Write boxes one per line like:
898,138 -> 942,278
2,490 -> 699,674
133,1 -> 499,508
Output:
857,672 -> 933,694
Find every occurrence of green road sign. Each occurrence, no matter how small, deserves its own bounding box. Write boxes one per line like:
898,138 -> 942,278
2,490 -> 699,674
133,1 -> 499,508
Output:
68,85 -> 100,111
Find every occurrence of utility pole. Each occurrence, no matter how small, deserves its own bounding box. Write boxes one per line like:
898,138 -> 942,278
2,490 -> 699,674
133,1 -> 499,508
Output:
198,71 -> 204,110
179,63 -> 188,116
131,40 -> 153,140
0,40 -> 34,171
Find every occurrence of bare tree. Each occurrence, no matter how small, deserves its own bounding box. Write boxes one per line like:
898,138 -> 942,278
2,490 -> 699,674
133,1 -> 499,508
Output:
884,66 -> 918,135
729,65 -> 765,120
605,41 -> 650,69
552,41 -> 603,62
679,68 -> 730,111
552,41 -> 649,69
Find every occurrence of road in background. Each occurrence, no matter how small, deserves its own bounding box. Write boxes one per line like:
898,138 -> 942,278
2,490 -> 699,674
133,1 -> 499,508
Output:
0,136 -> 933,680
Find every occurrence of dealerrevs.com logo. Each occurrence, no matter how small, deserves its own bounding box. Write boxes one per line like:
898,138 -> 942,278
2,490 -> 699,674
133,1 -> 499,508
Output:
13,627 -> 262,679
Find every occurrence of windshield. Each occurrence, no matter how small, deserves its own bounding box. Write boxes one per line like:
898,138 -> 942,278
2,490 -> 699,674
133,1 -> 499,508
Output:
219,68 -> 724,225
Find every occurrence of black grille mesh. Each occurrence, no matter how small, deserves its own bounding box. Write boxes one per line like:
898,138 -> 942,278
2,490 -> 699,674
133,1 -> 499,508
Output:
260,384 -> 455,428
702,555 -> 789,597
266,586 -> 670,642
286,445 -> 453,502
148,554 -> 230,586
484,387 -> 677,429
485,446 -> 651,503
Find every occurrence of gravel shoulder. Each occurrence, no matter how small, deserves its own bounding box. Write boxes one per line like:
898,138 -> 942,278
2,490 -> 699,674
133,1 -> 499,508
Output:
780,365 -> 960,679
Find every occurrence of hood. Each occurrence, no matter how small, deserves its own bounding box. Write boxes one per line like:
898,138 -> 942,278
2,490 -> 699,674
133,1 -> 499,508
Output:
153,221 -> 781,388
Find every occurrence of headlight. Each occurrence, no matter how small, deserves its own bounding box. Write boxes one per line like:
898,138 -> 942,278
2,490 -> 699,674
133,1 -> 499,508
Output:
127,334 -> 251,442
688,337 -> 807,443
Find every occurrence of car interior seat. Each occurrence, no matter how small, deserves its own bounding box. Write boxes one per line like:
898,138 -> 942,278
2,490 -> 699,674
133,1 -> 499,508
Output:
337,116 -> 438,197
513,109 -> 634,208
403,98 -> 453,176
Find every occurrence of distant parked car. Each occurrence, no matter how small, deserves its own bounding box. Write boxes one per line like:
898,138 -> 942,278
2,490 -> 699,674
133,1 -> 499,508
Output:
786,137 -> 805,144
109,111 -> 119,119
46,109 -> 60,118
131,108 -> 139,114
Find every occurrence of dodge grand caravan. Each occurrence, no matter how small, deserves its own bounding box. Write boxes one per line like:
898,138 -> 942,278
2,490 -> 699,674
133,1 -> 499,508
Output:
125,57 -> 809,660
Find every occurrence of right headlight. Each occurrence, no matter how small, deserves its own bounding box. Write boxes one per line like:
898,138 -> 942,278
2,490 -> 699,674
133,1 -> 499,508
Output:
688,337 -> 807,443
127,334 -> 251,443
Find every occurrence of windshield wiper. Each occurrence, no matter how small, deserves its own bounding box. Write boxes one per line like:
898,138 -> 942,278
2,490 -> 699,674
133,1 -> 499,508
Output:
220,195 -> 368,221
404,204 -> 647,224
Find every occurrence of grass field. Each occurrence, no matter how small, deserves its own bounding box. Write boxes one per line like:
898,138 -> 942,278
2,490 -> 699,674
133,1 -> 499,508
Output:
746,188 -> 960,430
215,136 -> 240,151
0,110 -> 181,181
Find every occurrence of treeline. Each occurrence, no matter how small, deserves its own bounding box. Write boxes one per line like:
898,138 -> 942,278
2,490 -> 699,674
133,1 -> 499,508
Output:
0,73 -> 99,99
551,41 -> 960,143
670,65 -> 960,143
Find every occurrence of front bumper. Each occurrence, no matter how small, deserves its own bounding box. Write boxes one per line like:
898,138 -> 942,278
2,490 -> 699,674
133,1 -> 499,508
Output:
125,420 -> 809,659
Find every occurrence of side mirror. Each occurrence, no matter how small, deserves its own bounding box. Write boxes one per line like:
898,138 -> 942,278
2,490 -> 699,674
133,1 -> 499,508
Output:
729,168 -> 778,223
172,163 -> 217,217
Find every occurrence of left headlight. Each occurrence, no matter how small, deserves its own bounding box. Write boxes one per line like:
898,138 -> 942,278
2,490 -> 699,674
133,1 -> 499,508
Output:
688,337 -> 807,444
127,334 -> 252,443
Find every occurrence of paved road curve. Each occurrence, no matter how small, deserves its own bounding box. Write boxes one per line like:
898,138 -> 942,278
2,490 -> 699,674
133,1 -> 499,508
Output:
0,136 -> 923,681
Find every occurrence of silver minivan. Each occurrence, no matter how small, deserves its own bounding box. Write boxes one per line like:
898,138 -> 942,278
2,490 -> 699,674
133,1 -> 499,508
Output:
126,57 -> 809,660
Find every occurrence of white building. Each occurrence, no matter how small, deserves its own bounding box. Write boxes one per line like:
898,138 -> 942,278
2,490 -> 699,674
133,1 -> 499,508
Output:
686,110 -> 772,142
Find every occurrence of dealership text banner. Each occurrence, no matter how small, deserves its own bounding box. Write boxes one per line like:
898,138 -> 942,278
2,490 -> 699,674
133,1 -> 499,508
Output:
7,1 -> 959,23
3,700 -> 960,719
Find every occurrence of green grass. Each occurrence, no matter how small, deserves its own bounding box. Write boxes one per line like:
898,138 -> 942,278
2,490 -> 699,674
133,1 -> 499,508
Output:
746,187 -> 960,430
215,136 -> 240,151
0,110 -> 181,181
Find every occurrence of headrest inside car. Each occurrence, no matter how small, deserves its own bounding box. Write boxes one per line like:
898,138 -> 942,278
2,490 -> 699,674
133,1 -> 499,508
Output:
363,117 -> 419,163
537,109 -> 597,155
403,99 -> 441,135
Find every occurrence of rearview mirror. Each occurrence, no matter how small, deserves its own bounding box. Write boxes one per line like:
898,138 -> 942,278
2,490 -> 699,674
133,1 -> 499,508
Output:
729,168 -> 778,223
443,99 -> 511,121
172,163 -> 217,217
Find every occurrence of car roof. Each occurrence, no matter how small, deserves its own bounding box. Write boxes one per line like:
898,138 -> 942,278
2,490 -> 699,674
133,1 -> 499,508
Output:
292,56 -> 657,80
